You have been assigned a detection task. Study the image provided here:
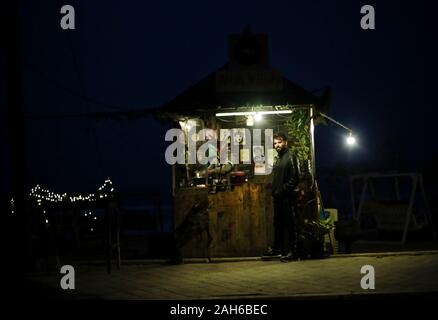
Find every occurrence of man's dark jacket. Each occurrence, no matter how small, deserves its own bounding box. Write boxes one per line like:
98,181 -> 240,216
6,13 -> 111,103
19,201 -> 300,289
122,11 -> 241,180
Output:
271,148 -> 299,199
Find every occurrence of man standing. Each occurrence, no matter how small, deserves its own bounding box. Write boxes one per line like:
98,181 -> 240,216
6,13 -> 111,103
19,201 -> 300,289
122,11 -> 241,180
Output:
262,132 -> 300,262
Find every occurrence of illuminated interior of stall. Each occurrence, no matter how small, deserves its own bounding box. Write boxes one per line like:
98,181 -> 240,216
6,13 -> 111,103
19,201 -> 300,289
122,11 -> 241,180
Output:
174,105 -> 313,191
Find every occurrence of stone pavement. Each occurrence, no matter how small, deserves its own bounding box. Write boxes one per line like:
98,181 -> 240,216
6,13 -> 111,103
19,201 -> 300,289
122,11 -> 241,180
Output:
26,251 -> 438,300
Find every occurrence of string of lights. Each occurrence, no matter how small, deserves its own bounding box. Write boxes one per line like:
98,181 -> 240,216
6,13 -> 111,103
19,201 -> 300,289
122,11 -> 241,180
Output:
29,178 -> 115,206
82,210 -> 98,232
41,209 -> 99,232
10,198 -> 15,214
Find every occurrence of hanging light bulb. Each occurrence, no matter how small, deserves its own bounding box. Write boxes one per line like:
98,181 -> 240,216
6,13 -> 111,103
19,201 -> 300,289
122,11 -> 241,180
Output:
346,132 -> 356,146
254,113 -> 263,122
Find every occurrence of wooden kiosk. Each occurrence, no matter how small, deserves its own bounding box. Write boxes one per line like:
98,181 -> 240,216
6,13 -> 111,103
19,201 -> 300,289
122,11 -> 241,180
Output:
157,28 -> 330,258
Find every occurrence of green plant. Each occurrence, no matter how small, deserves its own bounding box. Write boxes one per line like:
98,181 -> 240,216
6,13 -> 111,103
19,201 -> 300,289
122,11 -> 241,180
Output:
284,110 -> 311,162
304,218 -> 334,241
319,217 -> 335,233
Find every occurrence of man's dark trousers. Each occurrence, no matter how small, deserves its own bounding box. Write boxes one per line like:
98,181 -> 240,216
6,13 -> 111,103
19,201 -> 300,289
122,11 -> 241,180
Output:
273,197 -> 296,255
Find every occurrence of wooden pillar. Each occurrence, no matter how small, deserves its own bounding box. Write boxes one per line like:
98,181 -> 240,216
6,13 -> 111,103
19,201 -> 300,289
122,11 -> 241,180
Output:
106,202 -> 112,274
309,106 -> 316,186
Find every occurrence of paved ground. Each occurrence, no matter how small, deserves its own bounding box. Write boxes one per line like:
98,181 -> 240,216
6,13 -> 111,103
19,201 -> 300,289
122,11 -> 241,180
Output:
26,250 -> 438,300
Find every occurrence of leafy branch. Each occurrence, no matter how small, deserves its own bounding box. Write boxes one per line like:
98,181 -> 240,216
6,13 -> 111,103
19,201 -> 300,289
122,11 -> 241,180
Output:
284,110 -> 311,162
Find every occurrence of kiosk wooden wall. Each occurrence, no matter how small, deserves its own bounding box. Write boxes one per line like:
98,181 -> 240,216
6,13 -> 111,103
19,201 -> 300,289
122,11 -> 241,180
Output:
174,183 -> 274,258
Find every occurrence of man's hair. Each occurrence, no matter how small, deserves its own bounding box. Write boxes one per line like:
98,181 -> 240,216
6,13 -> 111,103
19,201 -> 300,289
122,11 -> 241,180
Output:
273,132 -> 288,141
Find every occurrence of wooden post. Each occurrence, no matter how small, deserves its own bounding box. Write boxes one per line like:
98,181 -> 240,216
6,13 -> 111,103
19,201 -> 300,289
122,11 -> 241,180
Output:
402,175 -> 418,244
395,176 -> 401,201
418,174 -> 437,239
309,106 -> 316,186
172,164 -> 176,197
349,176 -> 356,218
106,202 -> 112,274
356,177 -> 368,221
115,202 -> 121,270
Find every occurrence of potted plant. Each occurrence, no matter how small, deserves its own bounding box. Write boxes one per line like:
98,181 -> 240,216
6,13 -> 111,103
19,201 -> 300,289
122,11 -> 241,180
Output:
299,216 -> 335,258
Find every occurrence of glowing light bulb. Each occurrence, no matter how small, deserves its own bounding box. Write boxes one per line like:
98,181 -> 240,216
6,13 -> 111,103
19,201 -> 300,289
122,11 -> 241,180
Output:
346,133 -> 356,146
254,113 -> 263,122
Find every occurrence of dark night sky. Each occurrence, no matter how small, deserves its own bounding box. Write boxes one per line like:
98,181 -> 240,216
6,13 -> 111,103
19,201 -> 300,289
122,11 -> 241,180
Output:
1,0 -> 437,205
